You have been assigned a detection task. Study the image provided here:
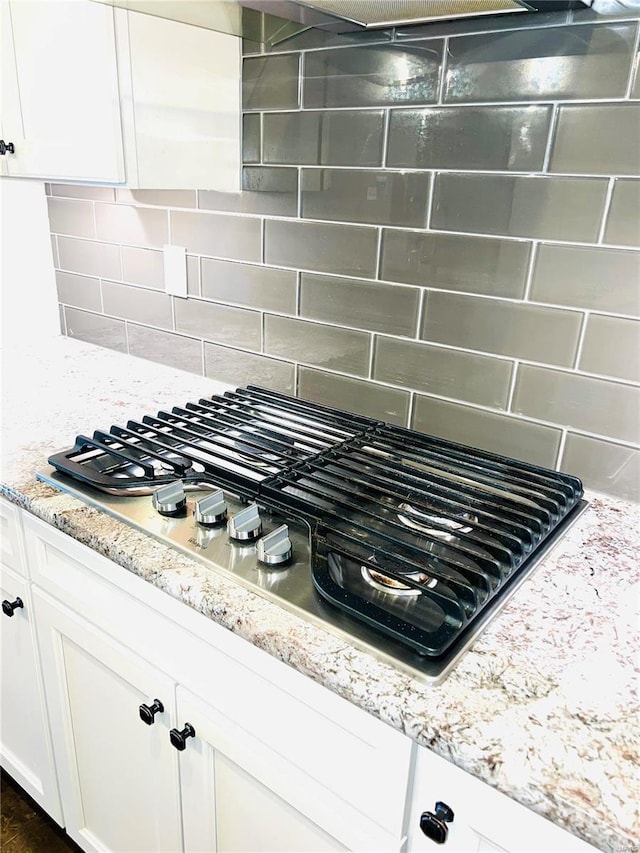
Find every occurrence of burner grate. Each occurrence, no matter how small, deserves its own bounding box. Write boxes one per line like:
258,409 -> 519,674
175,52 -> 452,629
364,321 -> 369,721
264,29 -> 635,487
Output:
48,385 -> 583,660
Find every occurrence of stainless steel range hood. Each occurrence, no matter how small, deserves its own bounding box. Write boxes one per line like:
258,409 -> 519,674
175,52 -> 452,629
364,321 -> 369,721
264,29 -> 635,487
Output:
236,0 -> 591,33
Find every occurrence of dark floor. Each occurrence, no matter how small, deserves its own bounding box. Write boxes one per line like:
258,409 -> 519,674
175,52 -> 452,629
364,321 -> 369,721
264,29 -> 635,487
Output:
1,770 -> 79,853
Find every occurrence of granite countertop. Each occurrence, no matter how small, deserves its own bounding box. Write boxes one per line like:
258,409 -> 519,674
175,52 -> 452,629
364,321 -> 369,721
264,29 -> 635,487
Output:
2,336 -> 638,853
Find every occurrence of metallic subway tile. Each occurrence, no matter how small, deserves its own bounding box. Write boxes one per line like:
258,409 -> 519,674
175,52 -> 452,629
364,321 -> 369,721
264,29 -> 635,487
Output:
204,343 -> 295,394
579,315 -> 640,383
175,298 -> 262,351
171,210 -> 262,262
550,103 -> 640,176
95,203 -> 168,248
444,23 -> 636,103
421,291 -> 583,367
115,189 -> 196,208
121,247 -> 164,290
242,54 -> 299,110
381,230 -> 531,298
387,105 -> 551,171
604,179 -> 640,247
64,307 -> 127,354
127,324 -> 203,375
57,237 -> 121,280
530,243 -> 640,316
102,281 -> 173,329
201,258 -> 297,313
513,364 -> 640,444
303,43 -> 442,108
561,433 -> 640,503
264,219 -> 378,278
411,394 -> 561,468
301,169 -> 430,228
264,314 -> 371,376
198,168 -> 298,217
242,113 -> 261,164
262,111 -> 384,167
47,197 -> 96,238
374,336 -> 513,408
300,273 -> 420,336
432,173 -> 608,242
55,271 -> 101,312
298,367 -> 409,426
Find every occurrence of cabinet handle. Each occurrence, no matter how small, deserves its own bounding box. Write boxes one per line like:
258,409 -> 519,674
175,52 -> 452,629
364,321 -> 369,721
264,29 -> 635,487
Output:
420,802 -> 455,844
139,699 -> 164,725
169,722 -> 195,751
2,597 -> 24,617
0,140 -> 15,155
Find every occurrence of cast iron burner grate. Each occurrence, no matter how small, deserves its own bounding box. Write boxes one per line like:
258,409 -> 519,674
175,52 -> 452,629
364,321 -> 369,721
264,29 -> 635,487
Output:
48,385 -> 584,660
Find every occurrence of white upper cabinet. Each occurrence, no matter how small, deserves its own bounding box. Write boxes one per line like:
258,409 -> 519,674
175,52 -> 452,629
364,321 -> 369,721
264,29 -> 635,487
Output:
0,0 -> 241,189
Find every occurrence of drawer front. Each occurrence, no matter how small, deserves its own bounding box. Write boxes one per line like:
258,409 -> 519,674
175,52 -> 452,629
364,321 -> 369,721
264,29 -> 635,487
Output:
0,499 -> 26,577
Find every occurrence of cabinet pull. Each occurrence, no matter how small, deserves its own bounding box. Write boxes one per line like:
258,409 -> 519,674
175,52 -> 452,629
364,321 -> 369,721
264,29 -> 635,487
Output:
2,597 -> 24,617
0,140 -> 15,155
420,802 -> 455,844
139,699 -> 164,725
169,723 -> 195,751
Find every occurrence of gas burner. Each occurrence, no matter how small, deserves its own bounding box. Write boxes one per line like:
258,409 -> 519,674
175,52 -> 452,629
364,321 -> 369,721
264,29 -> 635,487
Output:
397,502 -> 477,540
360,565 -> 436,596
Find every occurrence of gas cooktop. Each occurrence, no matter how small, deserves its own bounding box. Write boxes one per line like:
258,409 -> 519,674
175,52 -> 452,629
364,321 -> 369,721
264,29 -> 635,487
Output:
38,385 -> 587,682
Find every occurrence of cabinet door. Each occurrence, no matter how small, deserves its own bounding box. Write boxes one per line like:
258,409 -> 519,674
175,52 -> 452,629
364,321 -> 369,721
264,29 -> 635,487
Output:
177,686 -> 349,853
407,745 -> 598,853
0,564 -> 62,824
4,0 -> 125,181
33,589 -> 182,853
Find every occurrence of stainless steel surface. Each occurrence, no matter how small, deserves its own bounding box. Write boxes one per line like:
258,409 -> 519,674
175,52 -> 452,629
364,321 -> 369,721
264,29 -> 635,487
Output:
37,466 -> 589,683
227,503 -> 263,540
257,524 -> 293,566
194,489 -> 228,526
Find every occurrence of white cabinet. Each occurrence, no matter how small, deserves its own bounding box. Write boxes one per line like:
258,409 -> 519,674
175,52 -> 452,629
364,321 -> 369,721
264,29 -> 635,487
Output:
406,744 -> 598,853
33,590 -> 182,853
23,509 -> 412,853
0,499 -> 62,824
0,0 -> 240,189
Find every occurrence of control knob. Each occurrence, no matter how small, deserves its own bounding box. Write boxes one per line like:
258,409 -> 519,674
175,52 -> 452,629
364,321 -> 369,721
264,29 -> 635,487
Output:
257,525 -> 292,567
152,481 -> 187,517
227,504 -> 262,541
194,489 -> 227,526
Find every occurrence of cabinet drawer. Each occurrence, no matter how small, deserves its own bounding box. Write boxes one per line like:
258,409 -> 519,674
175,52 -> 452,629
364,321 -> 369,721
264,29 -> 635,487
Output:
0,498 -> 26,577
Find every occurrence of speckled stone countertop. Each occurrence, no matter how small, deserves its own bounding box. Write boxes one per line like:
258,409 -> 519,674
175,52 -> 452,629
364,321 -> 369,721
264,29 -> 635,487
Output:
2,337 -> 638,852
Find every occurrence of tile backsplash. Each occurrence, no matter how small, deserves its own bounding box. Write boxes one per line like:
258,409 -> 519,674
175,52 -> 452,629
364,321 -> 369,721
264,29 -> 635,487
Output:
48,5 -> 640,501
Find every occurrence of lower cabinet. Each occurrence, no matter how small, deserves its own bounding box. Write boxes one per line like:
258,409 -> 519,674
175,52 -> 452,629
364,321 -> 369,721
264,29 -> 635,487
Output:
33,590 -> 182,853
0,499 -> 61,824
0,500 -> 602,853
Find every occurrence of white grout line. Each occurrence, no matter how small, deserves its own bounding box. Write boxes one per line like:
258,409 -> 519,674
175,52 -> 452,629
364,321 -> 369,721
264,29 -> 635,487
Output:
555,428 -> 569,471
541,103 -> 559,172
625,22 -> 640,99
297,51 -> 304,109
406,391 -> 415,429
374,228 -> 383,278
437,37 -> 449,105
597,177 -> 616,244
261,217 -> 266,264
295,271 -> 301,315
522,240 -> 539,301
415,289 -> 427,339
573,310 -> 591,370
506,360 -> 519,412
425,171 -> 437,230
367,333 -> 376,379
381,108 -> 391,167
297,167 -> 303,218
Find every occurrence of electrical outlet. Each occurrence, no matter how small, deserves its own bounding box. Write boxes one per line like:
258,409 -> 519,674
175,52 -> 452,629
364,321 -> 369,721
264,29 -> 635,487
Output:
163,245 -> 187,298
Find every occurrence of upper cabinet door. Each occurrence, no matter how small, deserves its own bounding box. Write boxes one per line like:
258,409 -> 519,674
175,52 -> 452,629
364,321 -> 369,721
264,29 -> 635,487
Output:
120,10 -> 241,191
4,0 -> 125,182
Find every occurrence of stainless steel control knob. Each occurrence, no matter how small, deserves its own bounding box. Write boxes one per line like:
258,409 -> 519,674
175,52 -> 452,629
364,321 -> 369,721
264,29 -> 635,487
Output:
257,525 -> 292,567
227,504 -> 262,541
152,481 -> 187,517
194,489 -> 227,526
